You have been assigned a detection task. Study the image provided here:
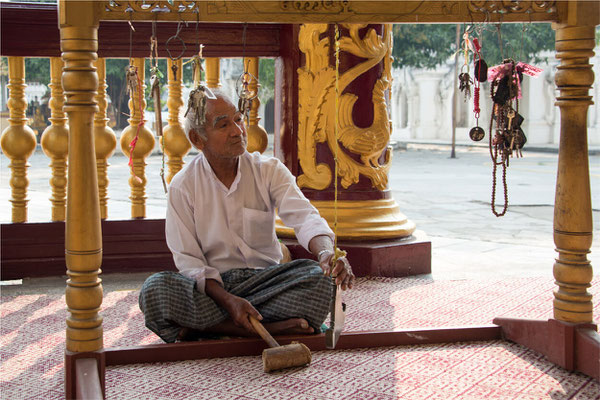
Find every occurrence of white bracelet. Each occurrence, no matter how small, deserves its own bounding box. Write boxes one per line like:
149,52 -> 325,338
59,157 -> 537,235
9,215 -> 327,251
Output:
317,249 -> 333,260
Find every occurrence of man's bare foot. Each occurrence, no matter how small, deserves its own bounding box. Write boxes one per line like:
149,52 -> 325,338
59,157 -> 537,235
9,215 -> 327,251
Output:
263,318 -> 314,335
176,318 -> 315,341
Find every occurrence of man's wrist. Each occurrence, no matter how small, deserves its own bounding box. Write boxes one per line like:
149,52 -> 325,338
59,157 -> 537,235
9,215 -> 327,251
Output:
317,249 -> 333,261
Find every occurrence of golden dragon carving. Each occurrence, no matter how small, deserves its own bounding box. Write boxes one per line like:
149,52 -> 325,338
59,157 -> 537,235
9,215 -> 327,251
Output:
297,23 -> 393,191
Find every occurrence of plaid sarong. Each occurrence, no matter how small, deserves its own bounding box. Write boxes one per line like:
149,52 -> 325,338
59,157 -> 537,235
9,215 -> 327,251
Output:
139,259 -> 333,343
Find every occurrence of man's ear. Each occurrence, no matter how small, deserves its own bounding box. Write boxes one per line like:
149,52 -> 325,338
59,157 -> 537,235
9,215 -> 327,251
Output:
189,129 -> 204,150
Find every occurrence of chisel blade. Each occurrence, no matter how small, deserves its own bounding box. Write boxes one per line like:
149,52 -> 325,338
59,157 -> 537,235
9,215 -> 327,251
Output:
325,283 -> 346,349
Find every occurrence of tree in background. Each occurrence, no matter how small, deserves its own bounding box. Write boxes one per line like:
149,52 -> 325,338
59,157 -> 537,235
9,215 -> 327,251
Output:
392,23 -> 556,70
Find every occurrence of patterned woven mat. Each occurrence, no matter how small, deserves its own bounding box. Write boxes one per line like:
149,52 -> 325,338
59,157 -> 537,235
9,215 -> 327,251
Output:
1,276 -> 599,399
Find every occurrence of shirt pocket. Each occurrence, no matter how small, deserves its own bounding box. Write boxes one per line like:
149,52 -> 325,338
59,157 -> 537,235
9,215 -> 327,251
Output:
242,207 -> 276,248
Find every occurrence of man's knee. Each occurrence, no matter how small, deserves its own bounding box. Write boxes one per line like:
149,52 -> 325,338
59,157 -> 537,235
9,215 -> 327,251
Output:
139,271 -> 181,312
141,271 -> 176,293
299,260 -> 333,295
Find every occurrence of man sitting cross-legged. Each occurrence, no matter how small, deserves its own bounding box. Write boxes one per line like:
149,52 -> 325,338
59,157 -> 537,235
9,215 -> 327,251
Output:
139,90 -> 355,343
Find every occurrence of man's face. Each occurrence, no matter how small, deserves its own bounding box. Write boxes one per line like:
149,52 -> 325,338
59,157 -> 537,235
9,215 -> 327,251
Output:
195,96 -> 247,161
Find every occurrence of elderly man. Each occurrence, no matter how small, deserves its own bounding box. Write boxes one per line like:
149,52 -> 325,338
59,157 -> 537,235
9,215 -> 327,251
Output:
139,90 -> 354,343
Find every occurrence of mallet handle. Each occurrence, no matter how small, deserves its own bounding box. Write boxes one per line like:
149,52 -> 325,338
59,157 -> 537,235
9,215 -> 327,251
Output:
249,316 -> 279,348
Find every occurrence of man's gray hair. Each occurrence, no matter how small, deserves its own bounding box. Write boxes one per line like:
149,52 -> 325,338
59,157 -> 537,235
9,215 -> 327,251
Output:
182,88 -> 233,144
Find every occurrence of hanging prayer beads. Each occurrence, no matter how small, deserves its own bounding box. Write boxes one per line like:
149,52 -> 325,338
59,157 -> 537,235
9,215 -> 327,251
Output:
486,57 -> 542,216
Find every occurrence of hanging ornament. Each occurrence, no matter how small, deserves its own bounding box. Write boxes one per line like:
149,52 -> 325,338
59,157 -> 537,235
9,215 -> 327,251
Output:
148,20 -> 168,194
165,20 -> 186,82
125,19 -> 143,184
236,69 -> 258,126
469,36 -> 486,142
183,40 -> 216,128
458,27 -> 473,102
236,23 -> 259,126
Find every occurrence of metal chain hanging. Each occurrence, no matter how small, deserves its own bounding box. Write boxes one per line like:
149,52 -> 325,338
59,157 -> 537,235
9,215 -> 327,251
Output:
183,17 -> 215,130
236,23 -> 258,127
125,15 -> 144,184
148,19 -> 168,194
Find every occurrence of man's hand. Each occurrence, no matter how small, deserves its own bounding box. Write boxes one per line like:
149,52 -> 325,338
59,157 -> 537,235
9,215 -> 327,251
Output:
318,250 -> 355,291
205,279 -> 262,333
222,295 -> 262,333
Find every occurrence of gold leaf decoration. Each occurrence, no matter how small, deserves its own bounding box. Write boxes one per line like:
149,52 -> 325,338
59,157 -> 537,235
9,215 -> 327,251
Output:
297,23 -> 393,191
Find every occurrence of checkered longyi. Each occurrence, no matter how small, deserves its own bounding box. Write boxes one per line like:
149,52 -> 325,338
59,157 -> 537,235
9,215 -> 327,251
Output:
139,259 -> 333,343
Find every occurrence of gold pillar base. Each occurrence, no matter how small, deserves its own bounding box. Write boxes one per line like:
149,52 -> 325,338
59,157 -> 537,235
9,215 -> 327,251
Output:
276,198 -> 416,240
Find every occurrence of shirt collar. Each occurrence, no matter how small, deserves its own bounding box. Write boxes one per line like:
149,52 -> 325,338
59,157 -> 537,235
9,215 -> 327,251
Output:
200,152 -> 244,195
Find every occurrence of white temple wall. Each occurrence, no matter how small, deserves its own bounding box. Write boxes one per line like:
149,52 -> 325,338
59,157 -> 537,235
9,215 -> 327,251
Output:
390,47 -> 600,147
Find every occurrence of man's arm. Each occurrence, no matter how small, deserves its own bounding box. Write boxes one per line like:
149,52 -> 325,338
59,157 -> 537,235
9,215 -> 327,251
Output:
267,159 -> 355,290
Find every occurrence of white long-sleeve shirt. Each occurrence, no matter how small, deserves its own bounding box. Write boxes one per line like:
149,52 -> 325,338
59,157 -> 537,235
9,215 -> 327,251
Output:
166,151 -> 334,293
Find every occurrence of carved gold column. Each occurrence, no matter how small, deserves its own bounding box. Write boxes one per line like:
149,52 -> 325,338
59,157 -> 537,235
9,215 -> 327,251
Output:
59,0 -> 103,353
244,57 -> 268,153
93,58 -> 117,219
40,57 -> 69,222
205,57 -> 220,89
278,24 -> 414,239
163,58 -> 190,183
120,57 -> 155,218
0,57 -> 37,223
553,22 -> 596,323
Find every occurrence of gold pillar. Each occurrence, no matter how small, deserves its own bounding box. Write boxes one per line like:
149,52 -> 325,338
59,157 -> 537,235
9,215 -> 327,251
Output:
0,57 -> 37,223
162,58 -> 190,183
93,58 -> 117,219
40,57 -> 69,222
279,24 -> 414,239
244,57 -> 268,153
59,0 -> 103,352
120,57 -> 155,218
205,57 -> 220,89
552,20 -> 597,323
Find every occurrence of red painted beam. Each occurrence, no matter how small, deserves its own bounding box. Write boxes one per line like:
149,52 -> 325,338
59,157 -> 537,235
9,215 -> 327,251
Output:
494,317 -> 599,381
1,219 -> 176,280
75,359 -> 104,400
65,351 -> 106,400
0,2 -> 282,58
104,326 -> 502,366
575,328 -> 600,380
281,233 -> 431,278
1,219 -> 431,279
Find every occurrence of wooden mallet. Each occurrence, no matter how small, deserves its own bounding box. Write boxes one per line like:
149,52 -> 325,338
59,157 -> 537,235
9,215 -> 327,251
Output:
249,316 -> 312,372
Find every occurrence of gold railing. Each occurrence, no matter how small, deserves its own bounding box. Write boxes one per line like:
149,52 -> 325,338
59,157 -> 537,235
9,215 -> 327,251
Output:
1,55 -> 269,222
